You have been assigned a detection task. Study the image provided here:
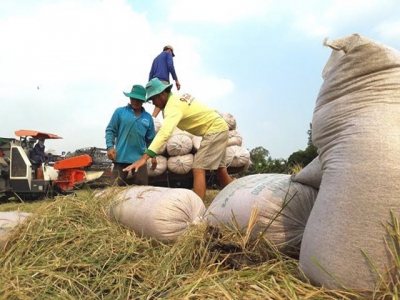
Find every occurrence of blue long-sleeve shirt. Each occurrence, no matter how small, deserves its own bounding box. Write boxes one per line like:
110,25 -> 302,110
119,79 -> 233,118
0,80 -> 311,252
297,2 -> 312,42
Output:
149,51 -> 178,82
105,105 -> 156,164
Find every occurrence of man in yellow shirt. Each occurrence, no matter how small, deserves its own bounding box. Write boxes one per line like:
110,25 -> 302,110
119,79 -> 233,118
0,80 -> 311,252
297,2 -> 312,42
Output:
123,78 -> 234,200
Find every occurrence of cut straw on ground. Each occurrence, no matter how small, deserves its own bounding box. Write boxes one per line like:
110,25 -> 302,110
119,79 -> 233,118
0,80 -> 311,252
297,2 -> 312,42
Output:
0,189 -> 398,299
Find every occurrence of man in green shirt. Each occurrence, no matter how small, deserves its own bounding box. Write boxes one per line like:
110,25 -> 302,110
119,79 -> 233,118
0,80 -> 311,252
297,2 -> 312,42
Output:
123,78 -> 234,200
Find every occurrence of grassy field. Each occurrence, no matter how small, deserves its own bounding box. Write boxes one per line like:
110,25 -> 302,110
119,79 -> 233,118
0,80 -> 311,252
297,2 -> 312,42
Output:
0,188 -> 397,299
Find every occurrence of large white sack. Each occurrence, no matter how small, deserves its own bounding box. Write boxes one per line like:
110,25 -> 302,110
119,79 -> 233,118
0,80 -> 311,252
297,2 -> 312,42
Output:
106,186 -> 206,243
0,211 -> 31,248
153,117 -> 162,133
220,112 -> 237,130
146,155 -> 167,177
300,34 -> 400,291
227,130 -> 243,147
225,145 -> 250,168
167,154 -> 193,174
205,174 -> 318,255
192,136 -> 202,152
172,127 -> 195,139
166,134 -> 193,156
290,156 -> 322,189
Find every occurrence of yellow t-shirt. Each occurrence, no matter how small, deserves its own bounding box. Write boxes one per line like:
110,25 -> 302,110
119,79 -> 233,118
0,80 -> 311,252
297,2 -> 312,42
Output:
148,93 -> 228,155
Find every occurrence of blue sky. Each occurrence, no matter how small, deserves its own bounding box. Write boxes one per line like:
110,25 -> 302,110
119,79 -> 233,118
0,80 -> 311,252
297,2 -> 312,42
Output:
1,0 -> 400,158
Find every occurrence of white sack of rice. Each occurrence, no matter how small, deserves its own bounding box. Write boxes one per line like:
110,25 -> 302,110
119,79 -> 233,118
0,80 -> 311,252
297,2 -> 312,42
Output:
225,145 -> 250,168
192,136 -> 202,152
153,117 -> 162,133
227,130 -> 243,147
172,127 -> 195,139
290,156 -> 322,189
204,174 -> 318,256
106,186 -> 206,242
220,112 -> 237,130
0,211 -> 32,248
167,154 -> 194,174
166,134 -> 193,156
146,155 -> 167,177
299,34 -> 400,291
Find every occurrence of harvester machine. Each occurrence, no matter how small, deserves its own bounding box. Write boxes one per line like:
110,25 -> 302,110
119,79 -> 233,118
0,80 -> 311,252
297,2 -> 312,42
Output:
0,130 -> 104,201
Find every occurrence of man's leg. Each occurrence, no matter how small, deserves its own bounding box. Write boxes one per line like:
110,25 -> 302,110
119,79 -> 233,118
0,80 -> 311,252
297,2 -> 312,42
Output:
111,163 -> 129,186
133,165 -> 149,185
192,168 -> 206,200
216,167 -> 234,188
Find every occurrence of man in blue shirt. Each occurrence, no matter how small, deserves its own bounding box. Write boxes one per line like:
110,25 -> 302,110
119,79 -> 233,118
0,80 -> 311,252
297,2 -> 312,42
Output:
149,45 -> 181,117
105,85 -> 156,186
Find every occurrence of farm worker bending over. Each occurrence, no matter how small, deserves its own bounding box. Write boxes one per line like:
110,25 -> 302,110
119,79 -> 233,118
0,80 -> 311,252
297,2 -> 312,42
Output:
105,84 -> 156,186
123,78 -> 234,200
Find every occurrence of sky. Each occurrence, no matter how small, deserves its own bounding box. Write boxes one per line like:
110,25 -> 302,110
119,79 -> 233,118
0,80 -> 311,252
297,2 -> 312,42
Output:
1,0 -> 400,159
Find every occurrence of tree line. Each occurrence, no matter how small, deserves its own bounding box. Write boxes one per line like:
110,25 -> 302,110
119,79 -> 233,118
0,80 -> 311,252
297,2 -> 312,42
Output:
243,123 -> 318,175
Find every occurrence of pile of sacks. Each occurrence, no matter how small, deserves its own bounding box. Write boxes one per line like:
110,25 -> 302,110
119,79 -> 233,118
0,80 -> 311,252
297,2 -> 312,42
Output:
97,173 -> 319,247
147,112 -> 250,177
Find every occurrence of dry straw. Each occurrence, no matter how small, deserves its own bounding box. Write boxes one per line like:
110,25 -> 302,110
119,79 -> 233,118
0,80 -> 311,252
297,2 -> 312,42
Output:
0,189 -> 398,299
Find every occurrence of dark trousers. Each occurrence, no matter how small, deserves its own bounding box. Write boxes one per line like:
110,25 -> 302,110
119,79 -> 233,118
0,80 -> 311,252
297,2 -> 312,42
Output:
111,162 -> 148,186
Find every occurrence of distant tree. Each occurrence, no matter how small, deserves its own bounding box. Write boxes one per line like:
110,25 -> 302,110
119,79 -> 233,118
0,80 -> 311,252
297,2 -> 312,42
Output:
247,146 -> 269,174
287,123 -> 318,168
265,157 -> 289,174
245,146 -> 290,175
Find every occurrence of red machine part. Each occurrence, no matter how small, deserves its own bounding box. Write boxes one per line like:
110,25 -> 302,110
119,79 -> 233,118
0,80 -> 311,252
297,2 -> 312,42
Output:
53,154 -> 92,170
53,155 -> 93,191
53,169 -> 87,191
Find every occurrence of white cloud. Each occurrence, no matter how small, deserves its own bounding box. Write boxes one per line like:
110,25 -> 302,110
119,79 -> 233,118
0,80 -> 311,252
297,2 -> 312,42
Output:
279,0 -> 399,40
0,0 -> 152,88
0,0 -> 236,154
180,76 -> 234,108
374,20 -> 400,42
167,0 -> 271,23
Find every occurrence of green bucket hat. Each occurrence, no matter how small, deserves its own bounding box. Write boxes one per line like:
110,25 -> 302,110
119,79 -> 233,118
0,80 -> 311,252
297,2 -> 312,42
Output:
146,78 -> 173,101
123,84 -> 146,101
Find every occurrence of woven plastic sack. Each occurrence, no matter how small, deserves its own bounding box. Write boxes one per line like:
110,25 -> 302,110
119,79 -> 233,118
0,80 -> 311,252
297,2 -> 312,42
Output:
146,155 -> 167,177
290,156 -> 322,189
0,211 -> 32,249
205,174 -> 318,256
225,145 -> 250,168
227,130 -> 243,147
167,154 -> 194,174
300,34 -> 400,291
105,186 -> 206,243
166,134 -> 193,156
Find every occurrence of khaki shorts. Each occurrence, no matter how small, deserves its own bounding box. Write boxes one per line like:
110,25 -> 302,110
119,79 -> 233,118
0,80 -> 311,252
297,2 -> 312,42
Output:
193,131 -> 228,170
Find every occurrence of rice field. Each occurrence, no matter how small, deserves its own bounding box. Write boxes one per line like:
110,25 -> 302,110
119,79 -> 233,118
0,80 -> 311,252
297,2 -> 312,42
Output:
0,188 -> 398,299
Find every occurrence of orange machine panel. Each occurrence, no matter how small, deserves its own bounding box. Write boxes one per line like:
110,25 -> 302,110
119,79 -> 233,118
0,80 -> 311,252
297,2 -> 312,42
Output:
54,154 -> 92,170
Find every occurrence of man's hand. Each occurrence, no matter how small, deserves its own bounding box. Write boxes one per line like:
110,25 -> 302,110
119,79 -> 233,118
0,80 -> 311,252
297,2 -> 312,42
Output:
150,157 -> 157,170
123,156 -> 148,173
175,80 -> 181,91
107,148 -> 116,161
